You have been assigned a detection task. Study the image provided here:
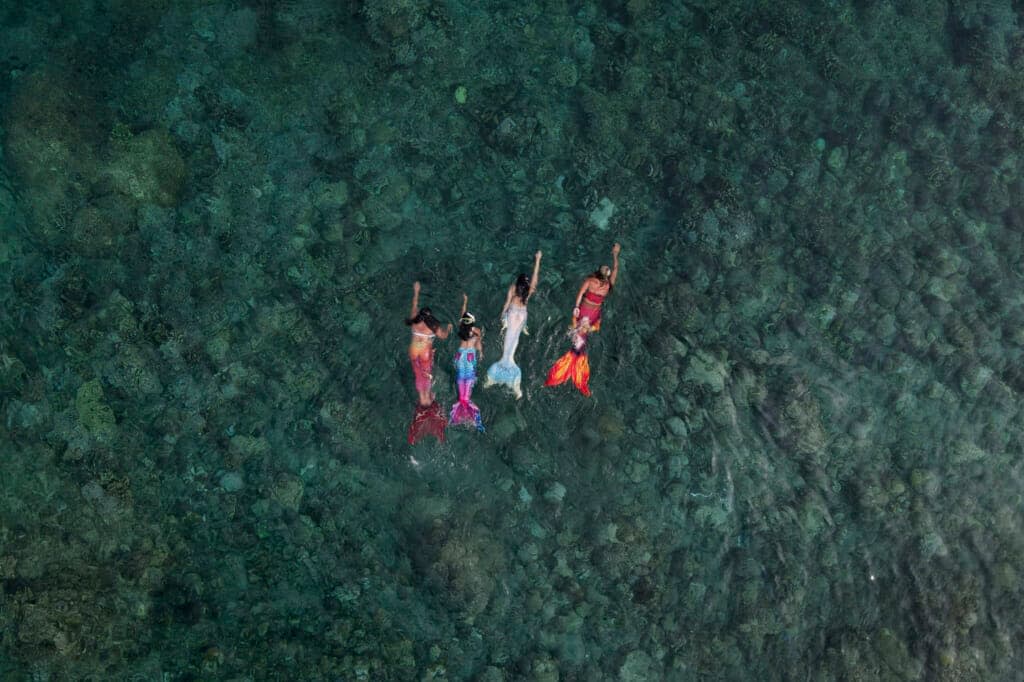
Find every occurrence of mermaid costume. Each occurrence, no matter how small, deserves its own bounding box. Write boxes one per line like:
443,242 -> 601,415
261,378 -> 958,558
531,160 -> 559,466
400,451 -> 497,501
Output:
485,303 -> 528,398
408,400 -> 447,444
450,347 -> 485,431
545,289 -> 605,397
408,329 -> 446,444
410,341 -> 434,395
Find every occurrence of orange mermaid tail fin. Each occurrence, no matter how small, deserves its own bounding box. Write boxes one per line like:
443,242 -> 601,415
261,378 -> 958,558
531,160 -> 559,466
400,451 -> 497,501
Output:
545,350 -> 592,397
545,350 -> 575,387
571,352 -> 591,397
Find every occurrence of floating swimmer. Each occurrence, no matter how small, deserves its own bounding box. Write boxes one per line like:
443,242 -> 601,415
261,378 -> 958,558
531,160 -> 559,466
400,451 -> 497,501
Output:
406,281 -> 452,444
545,242 -> 620,397
484,250 -> 542,399
449,294 -> 485,432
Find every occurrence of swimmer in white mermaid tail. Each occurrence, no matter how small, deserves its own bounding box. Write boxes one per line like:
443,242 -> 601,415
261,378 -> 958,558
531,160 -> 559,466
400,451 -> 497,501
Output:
484,250 -> 541,399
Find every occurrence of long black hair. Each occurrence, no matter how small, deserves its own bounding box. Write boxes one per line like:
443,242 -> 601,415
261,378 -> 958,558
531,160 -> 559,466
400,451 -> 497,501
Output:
514,274 -> 530,303
406,307 -> 440,332
458,314 -> 477,341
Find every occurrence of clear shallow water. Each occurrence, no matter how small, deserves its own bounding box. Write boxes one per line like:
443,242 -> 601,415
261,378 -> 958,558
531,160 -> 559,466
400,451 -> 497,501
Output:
2,1 -> 1023,679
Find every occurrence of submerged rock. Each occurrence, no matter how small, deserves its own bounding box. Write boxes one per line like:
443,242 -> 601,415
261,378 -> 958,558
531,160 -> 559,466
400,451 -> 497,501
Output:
543,482 -> 567,505
531,653 -> 560,682
75,379 -> 117,441
874,628 -> 922,679
665,416 -> 688,438
597,411 -> 626,440
103,129 -> 186,207
619,650 -> 656,681
683,349 -> 728,393
3,66 -> 103,244
272,474 -> 304,511
219,472 -> 244,492
430,526 -> 506,622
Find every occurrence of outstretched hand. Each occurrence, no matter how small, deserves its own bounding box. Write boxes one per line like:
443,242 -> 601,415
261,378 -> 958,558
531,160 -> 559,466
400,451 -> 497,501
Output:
413,281 -> 421,293
535,250 -> 543,259
611,243 -> 621,256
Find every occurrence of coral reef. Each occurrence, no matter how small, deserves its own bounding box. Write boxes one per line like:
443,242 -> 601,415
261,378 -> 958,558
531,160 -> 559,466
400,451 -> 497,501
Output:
2,0 -> 1024,679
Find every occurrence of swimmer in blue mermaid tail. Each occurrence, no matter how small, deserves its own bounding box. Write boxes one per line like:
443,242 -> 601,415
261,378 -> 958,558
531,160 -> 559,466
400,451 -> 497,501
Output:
450,293 -> 485,432
484,250 -> 542,399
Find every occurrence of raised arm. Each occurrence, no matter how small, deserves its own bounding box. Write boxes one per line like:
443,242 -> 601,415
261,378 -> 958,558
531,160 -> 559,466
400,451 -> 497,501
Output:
410,281 -> 421,319
460,292 -> 468,317
529,250 -> 542,296
609,243 -> 621,286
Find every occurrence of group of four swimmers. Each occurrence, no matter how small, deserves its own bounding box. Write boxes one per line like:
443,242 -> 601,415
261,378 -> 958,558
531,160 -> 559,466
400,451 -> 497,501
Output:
405,243 -> 621,444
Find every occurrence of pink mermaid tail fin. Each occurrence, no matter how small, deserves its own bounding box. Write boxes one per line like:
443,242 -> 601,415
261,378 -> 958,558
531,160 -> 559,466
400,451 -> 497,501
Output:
449,399 -> 484,432
448,377 -> 484,432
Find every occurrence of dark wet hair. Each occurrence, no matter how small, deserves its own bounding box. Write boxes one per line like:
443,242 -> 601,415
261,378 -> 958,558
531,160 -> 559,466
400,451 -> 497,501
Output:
458,315 -> 477,341
406,307 -> 440,332
514,274 -> 530,303
591,266 -> 612,285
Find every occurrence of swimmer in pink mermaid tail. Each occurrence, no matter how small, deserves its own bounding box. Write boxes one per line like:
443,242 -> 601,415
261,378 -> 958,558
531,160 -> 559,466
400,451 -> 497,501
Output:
485,250 -> 541,399
449,293 -> 485,432
546,242 -> 620,397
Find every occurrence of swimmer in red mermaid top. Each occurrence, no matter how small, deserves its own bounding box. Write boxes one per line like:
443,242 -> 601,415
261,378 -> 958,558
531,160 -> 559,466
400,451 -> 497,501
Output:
546,242 -> 620,397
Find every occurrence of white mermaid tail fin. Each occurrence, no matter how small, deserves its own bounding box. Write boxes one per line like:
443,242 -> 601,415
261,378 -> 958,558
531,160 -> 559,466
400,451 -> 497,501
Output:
486,360 -> 522,397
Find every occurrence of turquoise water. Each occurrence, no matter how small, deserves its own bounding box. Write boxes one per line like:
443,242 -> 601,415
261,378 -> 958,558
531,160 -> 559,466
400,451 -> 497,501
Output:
2,1 -> 1023,679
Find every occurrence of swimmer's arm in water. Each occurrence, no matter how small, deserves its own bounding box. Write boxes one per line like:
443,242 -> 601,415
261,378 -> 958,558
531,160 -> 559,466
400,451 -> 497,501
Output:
572,278 -> 591,326
610,242 -> 621,286
410,281 -> 421,319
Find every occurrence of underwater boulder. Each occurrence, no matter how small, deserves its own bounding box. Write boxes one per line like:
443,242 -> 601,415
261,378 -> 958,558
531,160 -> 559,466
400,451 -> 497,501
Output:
101,129 -> 186,207
68,194 -> 137,257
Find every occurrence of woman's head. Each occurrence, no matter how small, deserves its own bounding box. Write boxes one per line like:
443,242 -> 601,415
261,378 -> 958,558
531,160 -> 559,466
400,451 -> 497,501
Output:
592,265 -> 612,282
406,306 -> 440,332
458,313 -> 477,340
514,274 -> 530,302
